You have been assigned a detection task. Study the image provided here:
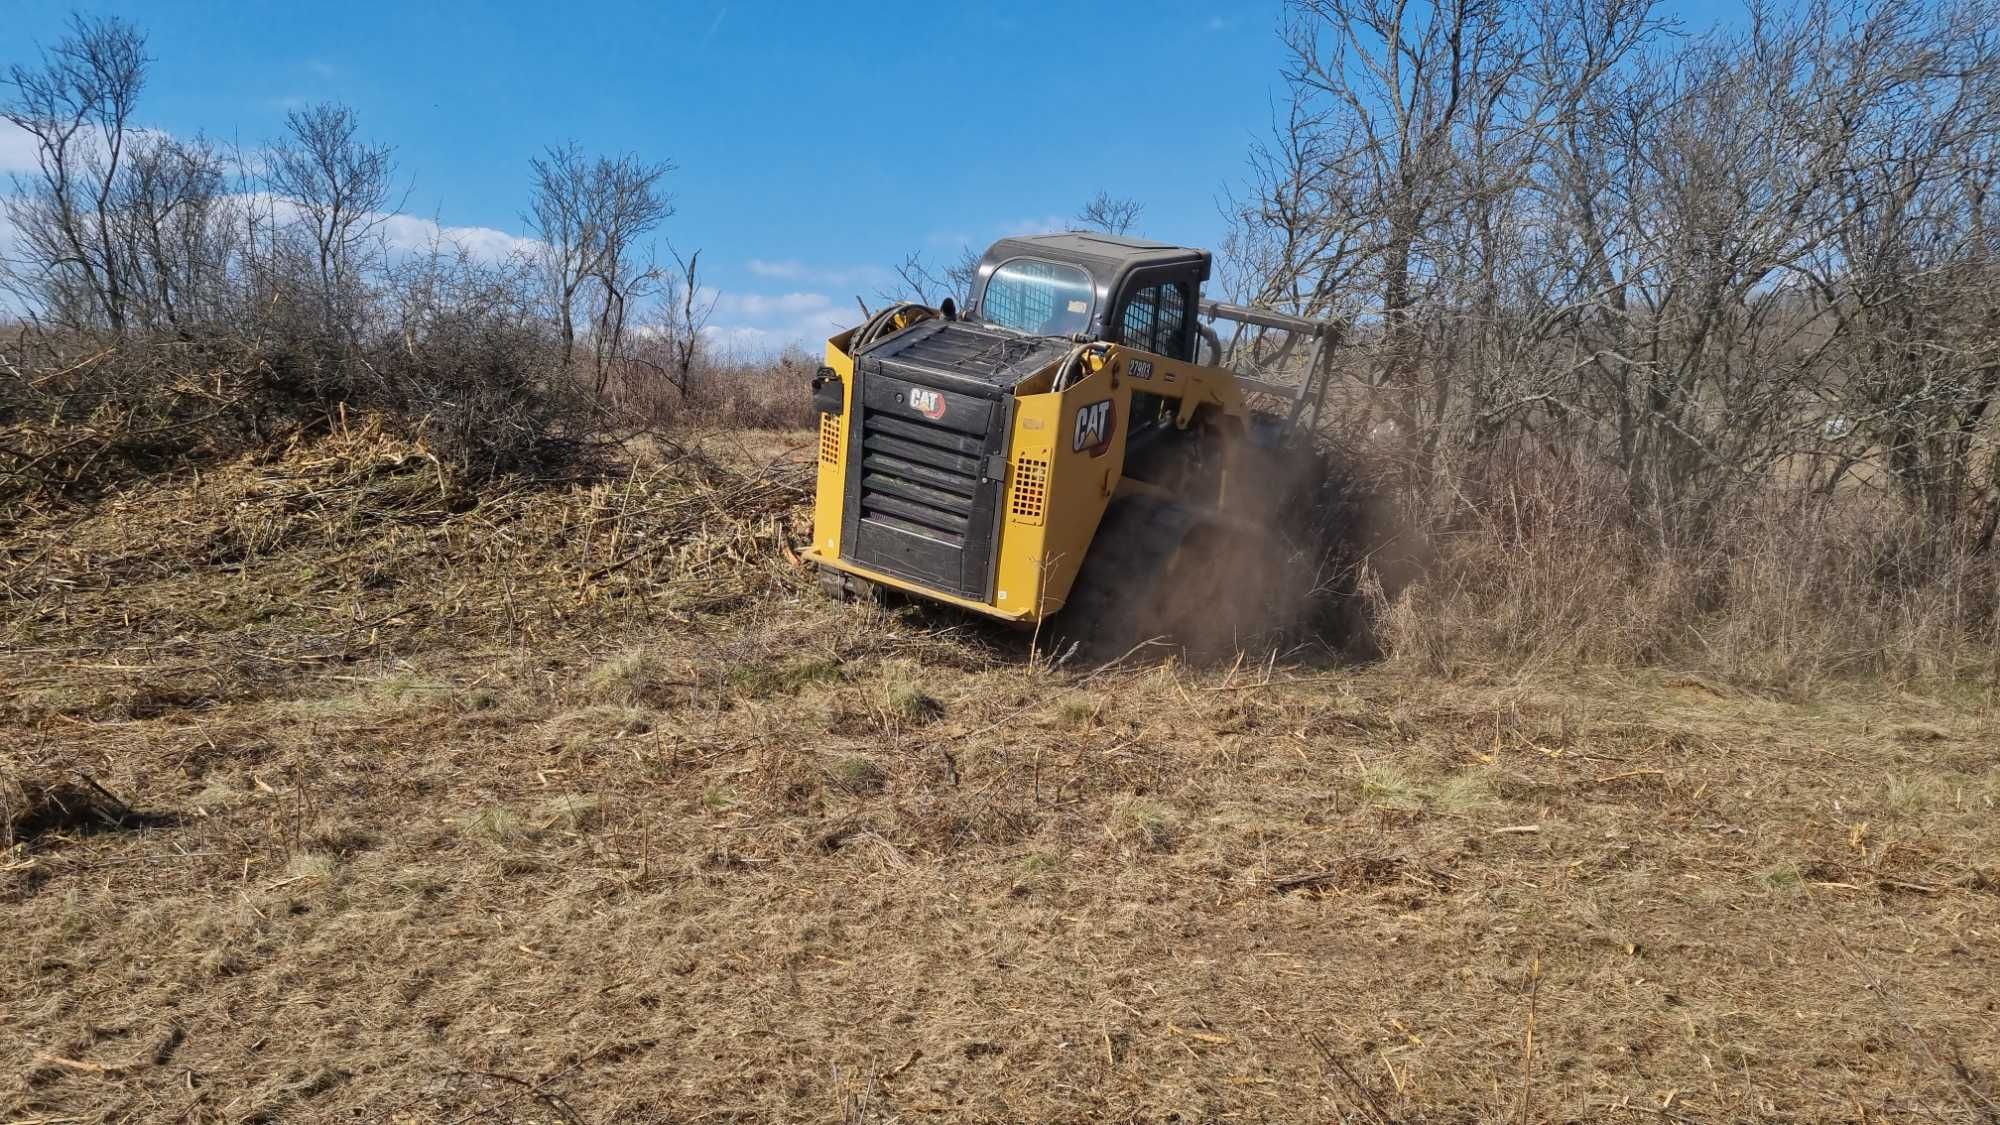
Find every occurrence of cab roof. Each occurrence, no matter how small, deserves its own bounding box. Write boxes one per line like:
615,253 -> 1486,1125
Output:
978,232 -> 1210,286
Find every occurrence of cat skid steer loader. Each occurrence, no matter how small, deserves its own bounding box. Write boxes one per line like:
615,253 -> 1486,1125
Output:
805,232 -> 1340,656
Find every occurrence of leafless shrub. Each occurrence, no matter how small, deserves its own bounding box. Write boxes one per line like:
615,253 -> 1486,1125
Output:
601,344 -> 817,434
376,239 -> 591,478
111,131 -> 238,332
1371,446 -> 2000,688
612,246 -> 715,415
679,351 -> 818,431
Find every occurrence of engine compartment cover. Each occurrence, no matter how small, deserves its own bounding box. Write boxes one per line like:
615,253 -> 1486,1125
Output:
858,320 -> 1066,399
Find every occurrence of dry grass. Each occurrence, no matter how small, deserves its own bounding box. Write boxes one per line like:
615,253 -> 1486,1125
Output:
604,351 -> 820,434
1367,452 -> 2000,692
4,423 -> 2000,1122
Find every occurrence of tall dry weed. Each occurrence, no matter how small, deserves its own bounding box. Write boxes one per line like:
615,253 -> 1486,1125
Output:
1366,449 -> 2000,689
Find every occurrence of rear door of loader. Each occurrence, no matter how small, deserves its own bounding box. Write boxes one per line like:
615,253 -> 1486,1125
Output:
841,353 -> 1009,600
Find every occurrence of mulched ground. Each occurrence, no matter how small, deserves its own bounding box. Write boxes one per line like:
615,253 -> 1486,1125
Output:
4,428 -> 1997,1123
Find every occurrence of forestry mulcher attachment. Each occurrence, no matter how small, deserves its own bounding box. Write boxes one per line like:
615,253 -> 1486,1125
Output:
806,232 -> 1340,657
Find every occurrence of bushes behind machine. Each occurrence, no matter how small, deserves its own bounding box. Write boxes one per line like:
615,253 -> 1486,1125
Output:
1359,442 -> 2000,689
1194,415 -> 1998,689
1,300 -> 595,514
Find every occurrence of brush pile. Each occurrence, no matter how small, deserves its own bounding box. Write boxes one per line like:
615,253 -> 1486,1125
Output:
2,414 -> 814,721
0,333 -> 293,518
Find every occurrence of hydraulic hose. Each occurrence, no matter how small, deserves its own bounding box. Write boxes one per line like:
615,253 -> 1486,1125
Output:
850,302 -> 935,354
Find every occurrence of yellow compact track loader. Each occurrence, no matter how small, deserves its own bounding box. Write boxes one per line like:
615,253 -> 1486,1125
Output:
806,233 -> 1340,655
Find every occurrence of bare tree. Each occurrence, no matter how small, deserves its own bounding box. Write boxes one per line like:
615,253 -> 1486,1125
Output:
655,247 -> 714,398
525,142 -> 674,391
111,131 -> 235,331
1075,191 -> 1143,235
1228,0 -> 2000,545
263,102 -> 397,338
1281,0 -> 1546,439
886,246 -> 980,308
1220,89 -> 1374,324
1,13 -> 150,332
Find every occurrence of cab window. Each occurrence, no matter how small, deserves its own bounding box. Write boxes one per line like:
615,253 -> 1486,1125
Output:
1116,281 -> 1190,359
980,258 -> 1094,336
1158,283 -> 1187,356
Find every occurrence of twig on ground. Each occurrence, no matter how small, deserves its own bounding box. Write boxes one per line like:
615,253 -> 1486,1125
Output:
1517,950 -> 1541,1124
33,1052 -> 134,1075
1307,1033 -> 1396,1124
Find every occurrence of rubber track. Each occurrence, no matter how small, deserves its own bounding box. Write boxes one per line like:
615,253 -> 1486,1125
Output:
1045,496 -> 1201,662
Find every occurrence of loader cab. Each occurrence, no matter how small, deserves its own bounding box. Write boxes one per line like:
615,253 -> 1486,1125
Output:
970,232 -> 1217,479
968,232 -> 1211,363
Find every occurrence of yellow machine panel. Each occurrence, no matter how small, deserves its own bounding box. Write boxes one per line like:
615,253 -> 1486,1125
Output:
809,328 -> 857,561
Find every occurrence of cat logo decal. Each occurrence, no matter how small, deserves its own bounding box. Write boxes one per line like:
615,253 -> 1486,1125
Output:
909,386 -> 946,420
1072,399 -> 1116,457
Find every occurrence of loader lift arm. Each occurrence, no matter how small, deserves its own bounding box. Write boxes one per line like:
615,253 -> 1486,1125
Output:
1195,299 -> 1343,437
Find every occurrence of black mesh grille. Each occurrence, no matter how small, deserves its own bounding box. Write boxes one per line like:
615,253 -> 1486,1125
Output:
1158,283 -> 1187,355
871,322 -> 1067,394
1120,287 -> 1156,348
1116,282 -> 1190,357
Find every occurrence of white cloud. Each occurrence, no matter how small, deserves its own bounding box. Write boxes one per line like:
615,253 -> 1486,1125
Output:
219,193 -> 539,266
712,290 -> 833,319
1004,214 -> 1072,237
1205,15 -> 1237,32
703,289 -> 855,357
0,120 -> 195,174
746,257 -> 889,288
787,305 -> 852,338
377,212 -> 541,263
0,121 -> 44,173
700,323 -> 774,355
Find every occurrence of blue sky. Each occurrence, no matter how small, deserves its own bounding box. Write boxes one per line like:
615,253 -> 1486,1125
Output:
4,0 -> 1298,350
6,1 -> 1748,350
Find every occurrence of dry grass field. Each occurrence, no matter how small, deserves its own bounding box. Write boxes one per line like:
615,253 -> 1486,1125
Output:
4,424 -> 1998,1123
